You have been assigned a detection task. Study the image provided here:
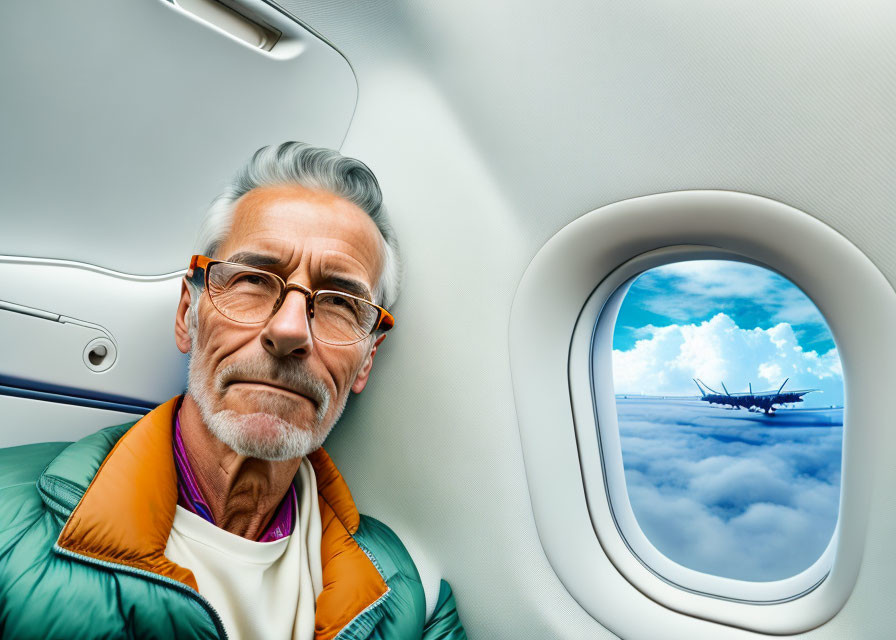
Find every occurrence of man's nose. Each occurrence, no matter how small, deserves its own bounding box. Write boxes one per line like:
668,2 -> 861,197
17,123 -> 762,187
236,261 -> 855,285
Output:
259,290 -> 313,357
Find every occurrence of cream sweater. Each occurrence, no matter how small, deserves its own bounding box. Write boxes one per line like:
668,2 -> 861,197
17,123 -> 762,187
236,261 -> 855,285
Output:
165,458 -> 323,640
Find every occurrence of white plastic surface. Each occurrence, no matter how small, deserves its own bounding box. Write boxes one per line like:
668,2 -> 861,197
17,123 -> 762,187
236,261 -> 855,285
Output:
509,191 -> 896,635
0,256 -> 188,411
1,308 -> 111,392
0,0 -> 356,275
0,394 -> 142,448
173,0 -> 281,50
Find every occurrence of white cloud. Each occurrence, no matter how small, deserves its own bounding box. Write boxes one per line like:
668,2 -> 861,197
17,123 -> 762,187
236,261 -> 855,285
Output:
610,313 -> 843,407
758,362 -> 782,383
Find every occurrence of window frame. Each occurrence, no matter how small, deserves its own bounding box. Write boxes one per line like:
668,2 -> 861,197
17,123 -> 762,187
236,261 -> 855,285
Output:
572,246 -> 838,603
508,191 -> 892,635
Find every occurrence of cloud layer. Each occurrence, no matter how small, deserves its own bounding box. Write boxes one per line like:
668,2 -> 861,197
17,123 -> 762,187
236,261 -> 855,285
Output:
617,398 -> 842,581
611,312 -> 843,407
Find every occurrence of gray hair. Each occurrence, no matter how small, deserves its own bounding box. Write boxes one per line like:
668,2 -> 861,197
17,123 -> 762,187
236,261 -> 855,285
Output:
187,142 -> 401,329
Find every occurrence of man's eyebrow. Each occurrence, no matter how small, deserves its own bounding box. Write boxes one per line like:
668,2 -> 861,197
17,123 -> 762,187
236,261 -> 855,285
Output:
224,251 -> 283,268
224,252 -> 373,300
323,275 -> 373,301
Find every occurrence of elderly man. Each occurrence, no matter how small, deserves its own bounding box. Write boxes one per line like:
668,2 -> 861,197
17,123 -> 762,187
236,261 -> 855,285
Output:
0,142 -> 465,639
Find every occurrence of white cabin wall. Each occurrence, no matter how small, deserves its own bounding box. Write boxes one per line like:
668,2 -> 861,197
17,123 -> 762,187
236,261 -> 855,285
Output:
279,2 -> 896,638
401,1 -> 896,283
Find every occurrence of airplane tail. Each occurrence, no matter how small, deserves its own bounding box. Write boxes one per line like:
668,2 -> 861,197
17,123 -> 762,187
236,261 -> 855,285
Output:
776,378 -> 790,395
695,378 -> 722,395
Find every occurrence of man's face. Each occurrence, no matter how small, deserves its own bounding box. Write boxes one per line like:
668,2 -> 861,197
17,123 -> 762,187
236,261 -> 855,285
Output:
177,185 -> 386,460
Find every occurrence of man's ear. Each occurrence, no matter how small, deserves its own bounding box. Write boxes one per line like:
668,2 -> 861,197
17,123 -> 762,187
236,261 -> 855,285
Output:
351,333 -> 387,394
174,279 -> 194,355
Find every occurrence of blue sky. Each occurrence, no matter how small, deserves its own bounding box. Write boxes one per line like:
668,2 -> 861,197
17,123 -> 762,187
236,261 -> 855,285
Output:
614,261 -> 835,353
610,261 -> 844,408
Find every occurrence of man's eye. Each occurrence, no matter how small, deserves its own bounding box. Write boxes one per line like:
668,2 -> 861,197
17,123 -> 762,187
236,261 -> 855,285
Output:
321,294 -> 363,317
234,274 -> 265,286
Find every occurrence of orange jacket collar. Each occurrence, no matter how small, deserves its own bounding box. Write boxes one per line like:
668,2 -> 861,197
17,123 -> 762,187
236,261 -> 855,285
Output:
57,396 -> 387,639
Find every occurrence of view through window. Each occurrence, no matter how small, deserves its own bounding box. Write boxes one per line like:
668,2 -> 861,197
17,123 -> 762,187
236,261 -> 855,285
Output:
610,260 -> 843,582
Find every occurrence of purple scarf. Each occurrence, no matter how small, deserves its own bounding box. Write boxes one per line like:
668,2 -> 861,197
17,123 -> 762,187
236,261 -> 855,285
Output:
173,411 -> 296,542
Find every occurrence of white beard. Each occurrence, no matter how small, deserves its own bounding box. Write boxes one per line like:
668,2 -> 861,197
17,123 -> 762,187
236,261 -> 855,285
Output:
186,318 -> 348,460
199,408 -> 330,462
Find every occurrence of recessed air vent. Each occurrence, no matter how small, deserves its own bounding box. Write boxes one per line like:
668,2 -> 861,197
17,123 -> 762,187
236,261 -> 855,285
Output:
170,0 -> 281,50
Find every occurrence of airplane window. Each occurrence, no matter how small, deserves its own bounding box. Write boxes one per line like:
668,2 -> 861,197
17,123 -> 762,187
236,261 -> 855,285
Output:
513,192 -> 890,632
604,259 -> 843,582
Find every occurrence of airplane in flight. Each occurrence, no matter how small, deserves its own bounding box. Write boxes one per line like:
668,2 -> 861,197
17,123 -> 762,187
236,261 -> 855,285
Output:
2,1 -> 895,638
692,377 -> 817,413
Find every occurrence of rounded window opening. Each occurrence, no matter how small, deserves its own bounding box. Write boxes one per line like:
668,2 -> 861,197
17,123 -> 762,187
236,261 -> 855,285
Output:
604,259 -> 843,583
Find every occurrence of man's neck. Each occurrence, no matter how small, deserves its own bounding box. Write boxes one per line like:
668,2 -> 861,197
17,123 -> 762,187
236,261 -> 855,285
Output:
177,395 -> 302,540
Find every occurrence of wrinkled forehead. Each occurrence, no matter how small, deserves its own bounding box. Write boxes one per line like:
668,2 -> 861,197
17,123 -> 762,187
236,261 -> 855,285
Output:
216,185 -> 385,293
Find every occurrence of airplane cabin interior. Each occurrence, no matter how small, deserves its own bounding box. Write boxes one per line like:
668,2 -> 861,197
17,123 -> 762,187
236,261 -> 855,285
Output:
2,1 -> 895,638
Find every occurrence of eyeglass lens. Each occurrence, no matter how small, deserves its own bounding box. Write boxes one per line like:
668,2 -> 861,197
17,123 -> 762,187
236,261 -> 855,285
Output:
206,262 -> 378,344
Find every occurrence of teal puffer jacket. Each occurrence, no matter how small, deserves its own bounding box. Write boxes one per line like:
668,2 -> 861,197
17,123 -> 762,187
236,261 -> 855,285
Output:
0,402 -> 465,640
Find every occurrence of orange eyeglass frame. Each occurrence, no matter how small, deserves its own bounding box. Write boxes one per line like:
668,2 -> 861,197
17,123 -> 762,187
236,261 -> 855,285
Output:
187,254 -> 395,335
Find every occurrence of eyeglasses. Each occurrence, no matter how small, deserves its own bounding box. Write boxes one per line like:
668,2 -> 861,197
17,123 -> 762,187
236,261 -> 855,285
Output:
187,255 -> 395,346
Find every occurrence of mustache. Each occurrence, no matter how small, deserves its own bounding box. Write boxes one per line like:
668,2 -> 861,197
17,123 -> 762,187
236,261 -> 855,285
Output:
215,356 -> 330,410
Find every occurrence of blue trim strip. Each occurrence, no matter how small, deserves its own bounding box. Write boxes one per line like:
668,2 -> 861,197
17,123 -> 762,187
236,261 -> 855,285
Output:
0,385 -> 151,415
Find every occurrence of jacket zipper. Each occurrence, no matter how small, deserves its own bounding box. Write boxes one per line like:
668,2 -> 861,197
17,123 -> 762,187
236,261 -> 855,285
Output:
332,538 -> 393,640
53,544 -> 229,640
